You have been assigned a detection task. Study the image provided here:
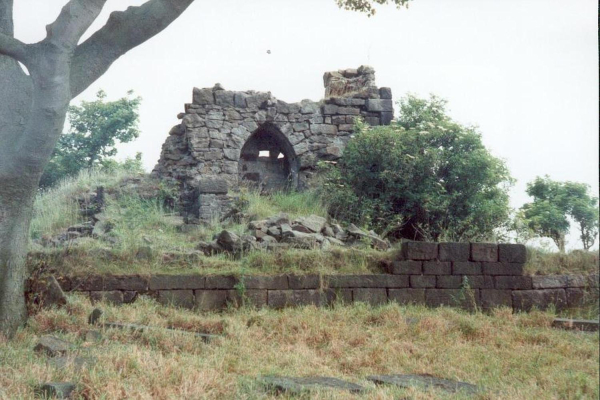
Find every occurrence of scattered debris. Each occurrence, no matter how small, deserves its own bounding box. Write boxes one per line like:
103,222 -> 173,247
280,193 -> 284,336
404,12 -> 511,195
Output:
34,336 -> 71,357
28,276 -> 67,310
88,308 -> 103,325
84,330 -> 102,343
552,318 -> 599,332
36,382 -> 76,399
48,356 -> 97,371
261,376 -> 365,394
367,374 -> 481,395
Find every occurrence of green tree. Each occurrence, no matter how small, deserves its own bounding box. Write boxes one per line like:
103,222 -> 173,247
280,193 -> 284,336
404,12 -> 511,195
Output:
521,176 -> 599,251
320,94 -> 513,241
39,90 -> 141,188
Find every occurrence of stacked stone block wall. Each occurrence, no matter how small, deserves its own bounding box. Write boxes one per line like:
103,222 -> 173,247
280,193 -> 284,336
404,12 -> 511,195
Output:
152,66 -> 393,222
54,243 -> 598,312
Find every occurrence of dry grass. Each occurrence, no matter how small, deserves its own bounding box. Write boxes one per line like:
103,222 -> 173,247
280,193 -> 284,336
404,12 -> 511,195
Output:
525,248 -> 599,276
0,296 -> 598,399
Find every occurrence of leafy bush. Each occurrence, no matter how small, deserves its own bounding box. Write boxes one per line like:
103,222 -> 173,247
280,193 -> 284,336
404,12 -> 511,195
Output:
319,94 -> 513,241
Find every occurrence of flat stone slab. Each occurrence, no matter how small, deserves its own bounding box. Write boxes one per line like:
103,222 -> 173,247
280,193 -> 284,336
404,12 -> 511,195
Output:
552,318 -> 599,332
48,356 -> 97,371
36,382 -> 76,399
102,322 -> 220,343
34,336 -> 71,357
367,374 -> 481,395
261,376 -> 365,394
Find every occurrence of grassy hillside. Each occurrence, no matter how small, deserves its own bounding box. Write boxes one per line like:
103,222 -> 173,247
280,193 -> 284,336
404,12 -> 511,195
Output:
28,168 -> 599,278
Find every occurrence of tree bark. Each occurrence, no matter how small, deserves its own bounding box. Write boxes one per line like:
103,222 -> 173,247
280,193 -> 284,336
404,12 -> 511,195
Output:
0,0 -> 194,338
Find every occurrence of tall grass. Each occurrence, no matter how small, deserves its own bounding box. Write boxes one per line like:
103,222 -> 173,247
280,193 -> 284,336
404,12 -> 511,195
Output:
30,168 -> 142,240
244,189 -> 328,220
525,247 -> 599,276
0,295 -> 598,399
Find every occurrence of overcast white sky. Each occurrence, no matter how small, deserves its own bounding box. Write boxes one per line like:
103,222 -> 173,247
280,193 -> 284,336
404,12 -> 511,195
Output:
13,0 -> 599,249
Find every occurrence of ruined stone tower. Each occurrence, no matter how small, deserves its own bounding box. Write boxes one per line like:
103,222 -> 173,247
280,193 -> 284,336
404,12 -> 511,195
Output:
153,66 -> 393,222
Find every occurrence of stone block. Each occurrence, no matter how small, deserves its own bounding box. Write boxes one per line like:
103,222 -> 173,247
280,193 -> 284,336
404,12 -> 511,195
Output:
267,290 -> 292,309
337,107 -> 360,115
452,262 -> 482,275
214,90 -> 235,107
310,124 -> 338,135
326,274 -> 408,288
288,275 -> 321,289
461,275 -> 494,289
227,289 -> 268,308
400,241 -> 438,261
90,291 -> 123,305
482,262 -> 524,276
439,243 -> 470,262
365,99 -> 393,112
149,275 -> 206,290
480,290 -> 512,309
388,289 -> 425,305
379,87 -> 392,99
123,291 -> 137,304
243,276 -> 289,290
498,243 -> 527,263
194,290 -> 229,311
380,112 -> 394,125
322,104 -> 339,114
197,177 -> 228,194
234,92 -> 248,108
588,274 -> 599,288
423,261 -> 451,275
353,288 -> 388,306
494,276 -> 532,290
70,276 -> 104,291
192,87 -> 214,105
436,276 -> 462,289
388,261 -> 422,275
102,275 -> 148,291
410,275 -> 436,288
205,275 -> 239,289
532,275 -> 568,289
566,288 -> 586,307
293,290 -> 324,306
512,289 -> 567,311
470,243 -> 498,262
321,288 -> 353,305
425,289 -> 480,310
37,383 -> 76,399
158,290 -> 194,309
566,275 -> 587,288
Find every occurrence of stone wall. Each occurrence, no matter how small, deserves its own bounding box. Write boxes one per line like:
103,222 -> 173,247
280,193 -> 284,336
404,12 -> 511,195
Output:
53,243 -> 599,312
152,66 -> 393,222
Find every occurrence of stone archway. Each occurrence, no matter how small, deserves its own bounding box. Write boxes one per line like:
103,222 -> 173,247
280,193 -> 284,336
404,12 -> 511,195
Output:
239,123 -> 299,192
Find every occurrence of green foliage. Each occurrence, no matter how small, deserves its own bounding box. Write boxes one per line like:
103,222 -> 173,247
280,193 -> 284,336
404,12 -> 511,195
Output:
520,176 -> 599,251
319,94 -> 513,241
39,90 -> 141,188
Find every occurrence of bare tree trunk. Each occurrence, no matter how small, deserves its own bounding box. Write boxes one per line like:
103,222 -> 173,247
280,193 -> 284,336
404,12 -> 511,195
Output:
0,177 -> 36,338
0,0 -> 194,338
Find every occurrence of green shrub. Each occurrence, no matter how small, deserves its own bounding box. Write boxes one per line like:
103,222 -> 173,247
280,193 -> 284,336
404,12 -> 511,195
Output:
319,94 -> 513,241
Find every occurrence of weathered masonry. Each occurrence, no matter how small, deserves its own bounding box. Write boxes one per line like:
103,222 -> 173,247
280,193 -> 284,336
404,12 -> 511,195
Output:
152,66 -> 393,222
52,243 -> 599,312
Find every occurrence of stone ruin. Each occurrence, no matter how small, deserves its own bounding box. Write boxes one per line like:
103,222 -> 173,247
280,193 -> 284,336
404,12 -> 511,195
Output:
152,66 -> 393,223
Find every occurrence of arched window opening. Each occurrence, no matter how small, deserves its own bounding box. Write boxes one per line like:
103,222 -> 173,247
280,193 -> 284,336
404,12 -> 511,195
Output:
239,123 -> 299,192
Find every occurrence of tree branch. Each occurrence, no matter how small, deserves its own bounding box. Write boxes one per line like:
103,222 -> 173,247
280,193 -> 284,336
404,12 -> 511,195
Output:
0,33 -> 28,63
69,0 -> 194,98
0,0 -> 14,35
44,0 -> 107,49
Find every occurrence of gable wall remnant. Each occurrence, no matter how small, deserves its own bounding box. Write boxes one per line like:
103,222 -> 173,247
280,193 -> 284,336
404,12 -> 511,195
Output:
153,66 -> 393,222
